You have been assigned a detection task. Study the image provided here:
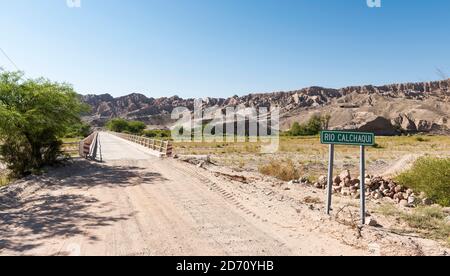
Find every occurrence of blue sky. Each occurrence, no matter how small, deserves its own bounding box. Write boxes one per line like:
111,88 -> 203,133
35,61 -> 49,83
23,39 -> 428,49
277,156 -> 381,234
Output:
0,0 -> 449,98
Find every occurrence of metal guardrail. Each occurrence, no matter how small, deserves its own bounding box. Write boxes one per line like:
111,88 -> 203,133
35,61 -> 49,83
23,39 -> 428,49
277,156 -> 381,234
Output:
110,132 -> 173,157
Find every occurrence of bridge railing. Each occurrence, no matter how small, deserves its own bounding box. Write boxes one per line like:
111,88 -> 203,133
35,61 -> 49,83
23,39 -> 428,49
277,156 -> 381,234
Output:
109,132 -> 173,157
79,132 -> 101,161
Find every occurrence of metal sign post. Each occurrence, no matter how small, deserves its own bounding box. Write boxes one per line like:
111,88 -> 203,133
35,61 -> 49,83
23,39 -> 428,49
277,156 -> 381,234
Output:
321,131 -> 375,225
360,145 -> 366,225
326,144 -> 334,215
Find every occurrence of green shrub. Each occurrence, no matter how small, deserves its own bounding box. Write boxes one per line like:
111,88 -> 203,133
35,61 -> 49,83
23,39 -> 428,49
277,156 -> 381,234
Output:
143,129 -> 171,138
287,114 -> 330,136
0,71 -> 88,177
396,157 -> 450,206
106,119 -> 146,135
106,118 -> 130,133
65,122 -> 91,138
127,121 -> 146,134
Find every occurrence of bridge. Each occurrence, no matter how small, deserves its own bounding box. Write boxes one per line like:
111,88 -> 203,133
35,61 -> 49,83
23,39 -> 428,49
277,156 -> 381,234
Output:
80,132 -> 173,162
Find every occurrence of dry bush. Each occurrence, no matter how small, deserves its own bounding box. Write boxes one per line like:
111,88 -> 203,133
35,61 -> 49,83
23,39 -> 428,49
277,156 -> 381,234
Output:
259,159 -> 301,181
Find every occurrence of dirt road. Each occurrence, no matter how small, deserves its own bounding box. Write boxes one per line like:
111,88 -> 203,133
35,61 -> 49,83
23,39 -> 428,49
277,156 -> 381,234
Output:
0,132 -> 368,256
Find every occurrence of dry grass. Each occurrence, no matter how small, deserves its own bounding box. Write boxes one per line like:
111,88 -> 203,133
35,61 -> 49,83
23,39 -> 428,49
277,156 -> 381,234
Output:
378,204 -> 450,246
258,159 -> 301,181
174,135 -> 450,179
402,206 -> 450,241
378,203 -> 400,217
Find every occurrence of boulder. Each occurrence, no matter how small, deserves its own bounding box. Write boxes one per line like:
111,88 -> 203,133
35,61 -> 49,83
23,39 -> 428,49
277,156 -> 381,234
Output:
339,170 -> 351,181
422,198 -> 433,206
388,181 -> 396,189
408,196 -> 416,205
399,200 -> 409,207
394,185 -> 404,194
394,193 -> 404,201
333,176 -> 342,185
380,183 -> 390,191
299,176 -> 311,184
314,182 -> 323,189
333,186 -> 342,194
318,176 -> 327,187
443,207 -> 450,215
374,191 -> 383,200
386,192 -> 395,198
341,189 -> 350,197
406,189 -> 414,196
344,178 -> 352,187
365,218 -> 378,227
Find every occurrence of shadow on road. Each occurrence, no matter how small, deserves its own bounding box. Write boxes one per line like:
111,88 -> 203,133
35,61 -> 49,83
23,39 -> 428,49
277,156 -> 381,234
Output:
0,159 -> 168,255
48,159 -> 168,189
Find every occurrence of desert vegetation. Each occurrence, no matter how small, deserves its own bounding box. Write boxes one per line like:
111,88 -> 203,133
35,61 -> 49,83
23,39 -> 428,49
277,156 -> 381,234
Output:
258,159 -> 302,182
143,129 -> 171,138
396,157 -> 450,207
106,118 -> 146,134
0,71 -> 88,177
378,204 -> 450,246
285,114 -> 331,136
106,118 -> 171,138
64,122 -> 92,139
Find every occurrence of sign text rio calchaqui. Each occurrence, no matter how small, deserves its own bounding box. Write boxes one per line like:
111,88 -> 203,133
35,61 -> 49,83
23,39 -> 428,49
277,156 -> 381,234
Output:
321,131 -> 375,146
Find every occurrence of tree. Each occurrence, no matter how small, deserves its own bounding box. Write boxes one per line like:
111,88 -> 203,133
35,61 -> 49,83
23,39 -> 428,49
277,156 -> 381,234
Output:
106,118 -> 129,133
290,122 -> 302,136
65,122 -> 92,138
127,121 -> 146,134
288,114 -> 331,136
0,71 -> 88,176
106,118 -> 147,134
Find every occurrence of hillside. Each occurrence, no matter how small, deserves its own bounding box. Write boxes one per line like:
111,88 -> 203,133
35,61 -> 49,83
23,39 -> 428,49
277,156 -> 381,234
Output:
81,79 -> 450,135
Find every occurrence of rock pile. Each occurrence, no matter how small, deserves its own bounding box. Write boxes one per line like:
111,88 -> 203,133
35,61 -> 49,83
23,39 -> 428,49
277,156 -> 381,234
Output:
288,176 -> 311,186
312,170 -> 433,207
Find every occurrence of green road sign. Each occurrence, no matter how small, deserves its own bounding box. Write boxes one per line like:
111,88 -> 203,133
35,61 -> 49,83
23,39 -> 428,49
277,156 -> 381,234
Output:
321,131 -> 375,146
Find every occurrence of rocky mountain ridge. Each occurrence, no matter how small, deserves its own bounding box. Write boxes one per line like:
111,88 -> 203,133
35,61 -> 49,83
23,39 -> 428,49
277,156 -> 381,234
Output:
81,79 -> 450,135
